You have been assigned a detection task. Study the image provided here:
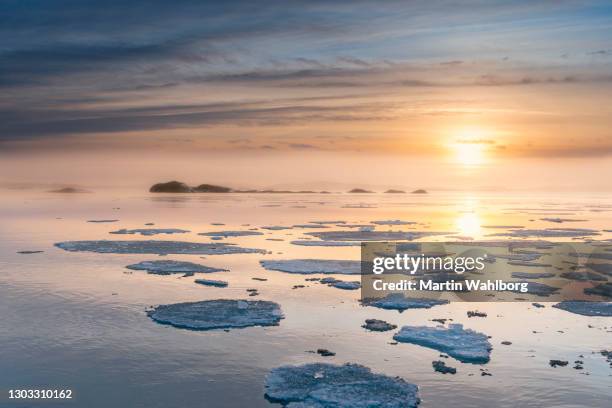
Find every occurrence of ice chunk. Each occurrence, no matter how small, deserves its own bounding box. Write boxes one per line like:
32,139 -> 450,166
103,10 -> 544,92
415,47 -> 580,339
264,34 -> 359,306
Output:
262,226 -> 292,230
55,240 -> 264,255
584,282 -> 612,298
265,363 -> 420,408
362,319 -> 397,332
511,281 -> 560,297
260,259 -> 362,275
110,228 -> 190,236
195,279 -> 228,287
560,271 -> 607,281
87,219 -> 119,223
371,220 -> 416,226
292,224 -> 329,229
199,231 -> 263,237
540,218 -> 587,223
330,281 -> 361,290
307,230 -> 450,241
147,299 -> 283,330
393,324 -> 491,363
553,301 -> 612,316
363,293 -> 448,312
290,240 -> 360,247
126,260 -> 226,276
511,272 -> 555,279
488,228 -> 599,238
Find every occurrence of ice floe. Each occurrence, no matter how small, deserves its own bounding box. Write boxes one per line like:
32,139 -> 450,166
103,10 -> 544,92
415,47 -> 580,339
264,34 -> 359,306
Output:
198,231 -> 263,237
511,272 -> 555,279
126,260 -> 227,276
110,228 -> 190,236
371,220 -> 416,226
307,230 -> 450,241
393,324 -> 492,363
363,293 -> 448,312
488,228 -> 599,238
330,281 -> 361,290
290,240 -> 360,247
195,279 -> 228,287
553,301 -> 612,316
147,299 -> 283,330
362,319 -> 397,332
87,219 -> 119,223
511,281 -> 560,297
260,259 -> 362,275
55,240 -> 264,255
584,282 -> 612,298
264,363 -> 420,408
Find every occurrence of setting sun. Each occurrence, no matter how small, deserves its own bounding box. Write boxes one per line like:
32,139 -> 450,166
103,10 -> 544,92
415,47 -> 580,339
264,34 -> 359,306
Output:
454,143 -> 485,166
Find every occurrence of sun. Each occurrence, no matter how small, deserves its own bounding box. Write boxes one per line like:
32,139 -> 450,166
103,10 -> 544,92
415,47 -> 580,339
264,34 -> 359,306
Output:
454,143 -> 485,166
450,127 -> 491,166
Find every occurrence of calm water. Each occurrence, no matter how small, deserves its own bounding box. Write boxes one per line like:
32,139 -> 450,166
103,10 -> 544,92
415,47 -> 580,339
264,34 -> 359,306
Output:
1,190 -> 611,407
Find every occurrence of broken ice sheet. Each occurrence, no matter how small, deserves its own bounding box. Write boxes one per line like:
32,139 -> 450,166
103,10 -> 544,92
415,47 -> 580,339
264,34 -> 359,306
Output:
260,259 -> 362,275
510,281 -> 560,297
147,299 -> 283,330
511,272 -> 555,279
329,280 -> 361,290
393,324 -> 492,364
195,279 -> 228,287
307,230 -> 451,241
125,260 -> 227,276
553,301 -> 612,317
264,363 -> 420,408
290,240 -> 360,247
371,220 -> 417,226
198,231 -> 263,237
55,240 -> 264,255
488,228 -> 599,238
363,293 -> 449,312
110,228 -> 190,236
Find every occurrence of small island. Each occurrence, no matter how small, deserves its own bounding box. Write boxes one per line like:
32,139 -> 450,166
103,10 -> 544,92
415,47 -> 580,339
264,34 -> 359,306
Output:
384,189 -> 406,194
348,188 -> 373,193
411,189 -> 428,194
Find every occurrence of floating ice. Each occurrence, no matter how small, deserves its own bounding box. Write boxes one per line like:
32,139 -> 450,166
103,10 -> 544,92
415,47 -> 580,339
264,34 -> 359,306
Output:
364,293 -> 448,312
264,363 -> 420,408
55,240 -> 264,255
147,299 -> 283,330
307,230 -> 450,241
195,279 -> 228,287
199,231 -> 263,237
330,281 -> 361,290
393,324 -> 491,363
511,272 -> 555,279
362,319 -> 397,332
553,301 -> 612,317
560,271 -> 607,281
540,218 -> 587,223
511,281 -> 560,296
262,226 -> 292,230
586,263 -> 612,277
310,220 -> 347,225
87,219 -> 119,223
584,282 -> 612,298
260,259 -> 362,275
290,240 -> 360,247
372,220 -> 416,226
110,228 -> 190,236
292,224 -> 329,229
489,228 -> 599,238
126,260 -> 226,276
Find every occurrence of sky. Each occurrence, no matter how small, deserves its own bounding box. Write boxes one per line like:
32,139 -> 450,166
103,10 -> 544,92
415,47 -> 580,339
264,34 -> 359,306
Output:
1,0 -> 611,191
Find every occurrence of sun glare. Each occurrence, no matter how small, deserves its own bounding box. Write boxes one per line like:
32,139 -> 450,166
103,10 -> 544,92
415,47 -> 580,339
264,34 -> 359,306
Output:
450,127 -> 491,166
